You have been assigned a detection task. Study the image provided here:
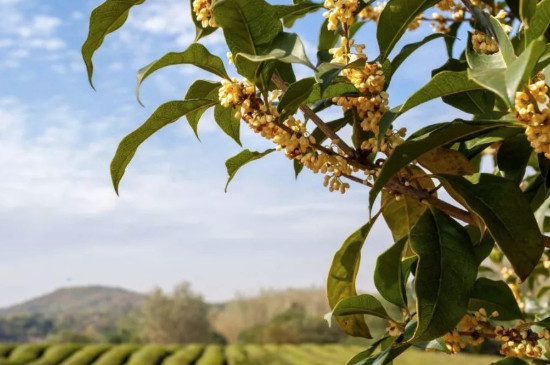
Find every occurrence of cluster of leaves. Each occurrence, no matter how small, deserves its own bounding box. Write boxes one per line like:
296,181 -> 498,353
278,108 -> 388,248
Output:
81,0 -> 550,363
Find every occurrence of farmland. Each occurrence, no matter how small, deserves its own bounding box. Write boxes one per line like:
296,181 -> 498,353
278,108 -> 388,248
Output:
0,343 -> 500,365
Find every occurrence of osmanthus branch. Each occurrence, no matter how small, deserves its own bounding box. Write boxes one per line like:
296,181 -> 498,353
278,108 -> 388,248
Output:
271,74 -> 358,158
271,74 -> 550,248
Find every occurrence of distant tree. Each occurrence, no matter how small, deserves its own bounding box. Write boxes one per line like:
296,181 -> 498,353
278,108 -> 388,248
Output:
238,303 -> 346,344
0,314 -> 54,342
140,283 -> 214,343
210,288 -> 328,343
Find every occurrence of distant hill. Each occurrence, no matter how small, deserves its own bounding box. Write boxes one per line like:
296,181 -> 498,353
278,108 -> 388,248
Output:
0,286 -> 145,317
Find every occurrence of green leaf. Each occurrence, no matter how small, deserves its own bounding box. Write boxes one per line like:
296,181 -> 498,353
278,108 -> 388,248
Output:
400,71 -> 484,115
490,358 -> 529,365
327,214 -> 380,338
237,32 -> 314,69
437,173 -> 543,281
496,134 -> 532,183
525,0 -> 550,44
378,71 -> 484,144
376,0 -> 440,61
410,207 -> 477,342
432,59 -> 495,115
307,82 -> 358,103
184,80 -> 221,138
136,43 -> 229,105
293,159 -> 303,179
111,99 -> 217,194
274,1 -> 322,27
520,0 -> 537,27
315,58 -> 365,92
82,0 -> 146,88
369,120 -> 511,208
445,22 -> 462,58
277,77 -> 316,116
390,34 -> 448,75
214,105 -> 241,146
381,167 -> 436,253
311,116 -> 351,145
468,278 -> 523,321
467,31 -> 546,106
189,0 -> 216,41
332,294 -> 391,320
374,237 -> 408,308
318,19 -> 340,52
212,0 -> 282,81
225,149 -> 275,191
346,337 -> 388,365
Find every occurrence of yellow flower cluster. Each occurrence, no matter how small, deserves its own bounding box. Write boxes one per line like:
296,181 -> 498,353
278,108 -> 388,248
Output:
495,325 -> 550,358
329,38 -> 404,156
515,73 -> 550,159
442,309 -> 497,353
472,32 -> 499,54
323,0 -> 359,31
192,0 -> 216,28
218,78 -> 356,193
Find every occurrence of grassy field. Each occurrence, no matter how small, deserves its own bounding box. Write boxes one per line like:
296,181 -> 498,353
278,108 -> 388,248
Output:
0,344 -> 501,365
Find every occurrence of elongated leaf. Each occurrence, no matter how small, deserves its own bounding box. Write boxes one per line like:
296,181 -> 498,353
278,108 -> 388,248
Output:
468,278 -> 523,321
410,207 -> 477,342
278,77 -> 316,116
381,166 -> 435,253
491,358 -> 529,365
111,99 -> 216,193
82,0 -> 146,87
214,105 -> 241,146
376,0 -> 440,61
418,148 -> 476,176
307,82 -> 358,103
391,34 -> 448,75
327,214 -> 380,338
293,159 -> 303,179
432,58 -> 495,115
467,31 -> 546,106
525,0 -> 550,44
332,294 -> 391,319
401,71 -> 484,115
378,72 -> 484,143
311,116 -> 351,145
437,173 -> 543,280
237,32 -> 314,69
225,149 -> 275,191
497,134 -> 532,183
446,22 -> 461,58
369,120 -> 511,208
136,44 -> 229,105
318,19 -> 339,52
520,0 -> 537,27
315,58 -> 365,92
273,1 -> 323,27
374,237 -> 407,308
213,0 -> 282,80
184,80 -> 221,138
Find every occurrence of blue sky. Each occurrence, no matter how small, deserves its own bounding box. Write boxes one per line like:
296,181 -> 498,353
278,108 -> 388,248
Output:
0,0 -> 463,307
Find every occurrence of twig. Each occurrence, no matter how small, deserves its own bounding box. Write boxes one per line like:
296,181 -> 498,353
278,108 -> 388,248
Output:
271,74 -> 358,158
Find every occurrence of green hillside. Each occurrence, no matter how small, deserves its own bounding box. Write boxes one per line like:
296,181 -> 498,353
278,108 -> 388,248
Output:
0,344 -> 500,365
0,287 -> 144,317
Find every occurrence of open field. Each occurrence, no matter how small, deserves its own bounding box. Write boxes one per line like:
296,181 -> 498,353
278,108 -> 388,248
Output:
0,344 -> 501,365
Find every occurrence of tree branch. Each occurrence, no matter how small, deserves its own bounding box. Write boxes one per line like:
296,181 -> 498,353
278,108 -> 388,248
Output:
271,74 -> 357,158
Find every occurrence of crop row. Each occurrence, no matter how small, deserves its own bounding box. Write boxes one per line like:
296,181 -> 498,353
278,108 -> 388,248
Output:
0,344 -> 363,365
